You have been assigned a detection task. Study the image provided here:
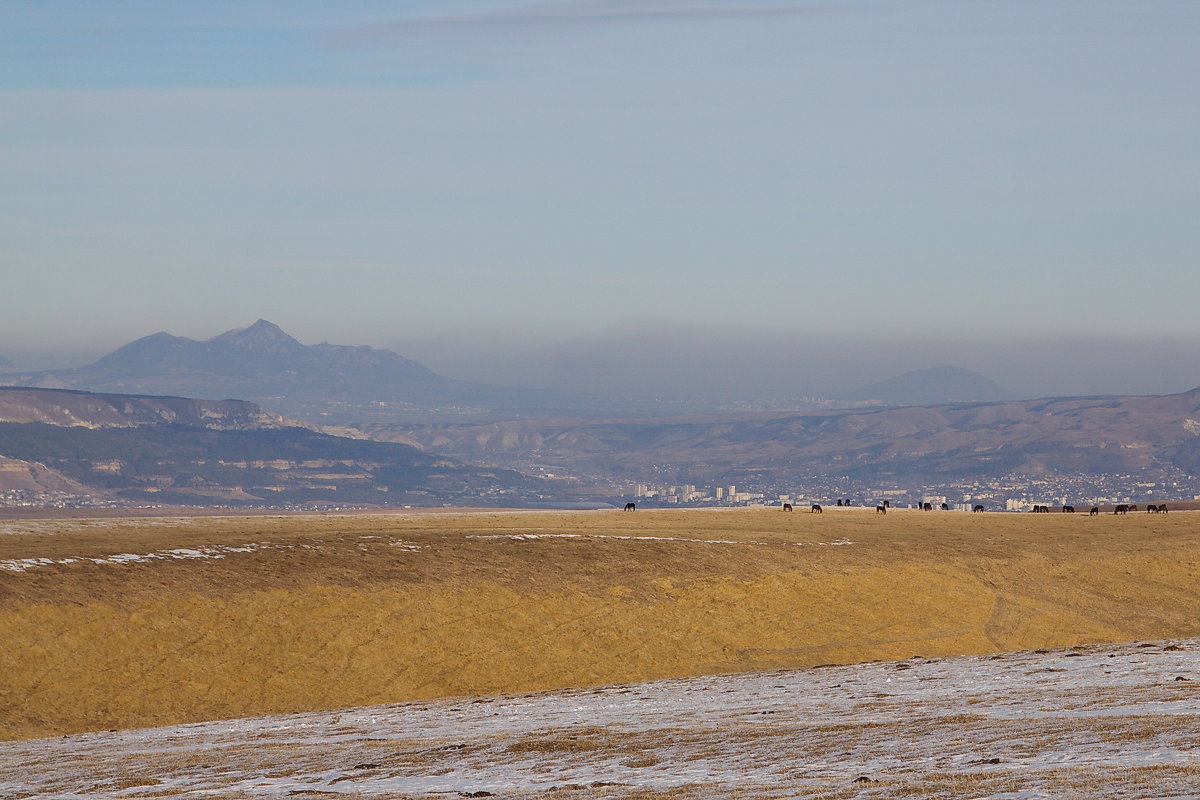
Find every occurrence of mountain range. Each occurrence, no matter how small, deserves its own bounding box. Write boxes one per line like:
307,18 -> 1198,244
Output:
0,320 -> 556,420
0,321 -> 1022,420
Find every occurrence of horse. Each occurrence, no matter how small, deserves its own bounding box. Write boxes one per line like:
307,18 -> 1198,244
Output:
624,502 -> 636,511
844,499 -> 851,507
875,505 -> 887,515
782,503 -> 793,512
922,502 -> 933,511
1147,504 -> 1158,513
973,505 -> 985,513
1114,504 -> 1129,515
1161,504 -> 1169,513
811,504 -> 823,514
940,502 -> 949,511
1089,507 -> 1099,516
1063,506 -> 1075,513
1129,505 -> 1138,512
883,500 -> 890,508
836,499 -> 843,507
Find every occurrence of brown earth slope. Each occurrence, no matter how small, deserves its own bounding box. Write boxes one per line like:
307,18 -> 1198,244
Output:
1,508 -> 1198,740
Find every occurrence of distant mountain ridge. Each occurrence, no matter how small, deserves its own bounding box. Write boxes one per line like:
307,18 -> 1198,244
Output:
840,366 -> 1016,407
0,385 -> 544,506
0,320 -> 581,420
364,386 -> 1200,485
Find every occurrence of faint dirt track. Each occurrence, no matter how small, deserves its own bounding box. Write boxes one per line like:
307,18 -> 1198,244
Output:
2,507 -> 1198,740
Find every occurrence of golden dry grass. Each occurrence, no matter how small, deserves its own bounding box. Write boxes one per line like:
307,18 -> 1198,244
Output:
2,507 -> 1199,740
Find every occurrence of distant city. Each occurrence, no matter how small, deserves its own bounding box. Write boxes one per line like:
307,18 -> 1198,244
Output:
9,469 -> 1193,513
614,471 -> 1200,512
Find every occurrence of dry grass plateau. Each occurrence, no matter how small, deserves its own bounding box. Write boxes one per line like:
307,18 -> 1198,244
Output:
1,507 -> 1198,740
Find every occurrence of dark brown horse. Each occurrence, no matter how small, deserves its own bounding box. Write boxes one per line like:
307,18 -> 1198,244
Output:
972,505 -> 984,513
782,503 -> 793,512
624,502 -> 636,511
875,505 -> 886,514
811,504 -> 823,513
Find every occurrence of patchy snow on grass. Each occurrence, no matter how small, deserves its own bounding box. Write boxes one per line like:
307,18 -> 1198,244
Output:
0,535 -> 424,571
467,532 -> 854,548
2,639 -> 1196,799
0,543 -> 282,572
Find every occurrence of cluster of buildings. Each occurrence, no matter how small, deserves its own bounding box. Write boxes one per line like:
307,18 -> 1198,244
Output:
623,472 -> 1200,512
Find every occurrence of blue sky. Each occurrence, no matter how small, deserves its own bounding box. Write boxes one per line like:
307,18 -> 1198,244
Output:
2,1 -> 1198,397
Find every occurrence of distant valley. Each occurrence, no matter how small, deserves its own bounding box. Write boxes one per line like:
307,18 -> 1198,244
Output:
359,388 -> 1200,494
3,322 -> 1199,510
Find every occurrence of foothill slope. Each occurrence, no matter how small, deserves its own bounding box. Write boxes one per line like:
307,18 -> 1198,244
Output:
1,507 -> 1198,740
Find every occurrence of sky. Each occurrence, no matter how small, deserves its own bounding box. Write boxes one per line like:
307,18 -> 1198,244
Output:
2,0 -> 1198,399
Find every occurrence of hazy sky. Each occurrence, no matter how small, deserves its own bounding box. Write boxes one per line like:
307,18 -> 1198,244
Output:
2,1 -> 1198,399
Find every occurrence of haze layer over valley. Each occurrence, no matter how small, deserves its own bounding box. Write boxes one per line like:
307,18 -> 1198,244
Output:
3,322 -> 1200,510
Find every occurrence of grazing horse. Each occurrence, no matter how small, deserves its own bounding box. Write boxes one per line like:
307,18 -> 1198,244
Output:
1161,504 -> 1169,514
940,502 -> 949,511
1063,506 -> 1075,513
1089,506 -> 1099,516
1128,505 -> 1138,512
623,502 -> 636,511
876,505 -> 887,515
811,504 -> 823,513
782,503 -> 793,512
973,504 -> 985,513
1147,504 -> 1158,513
922,502 -> 933,511
1114,504 -> 1129,515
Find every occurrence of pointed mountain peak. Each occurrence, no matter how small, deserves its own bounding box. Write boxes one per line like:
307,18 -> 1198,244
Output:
209,320 -> 302,350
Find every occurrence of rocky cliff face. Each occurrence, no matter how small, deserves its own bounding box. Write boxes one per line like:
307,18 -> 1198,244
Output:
0,387 -> 287,431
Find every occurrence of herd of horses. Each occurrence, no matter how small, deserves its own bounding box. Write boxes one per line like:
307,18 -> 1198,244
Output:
790,501 -> 1171,515
623,500 -> 1171,515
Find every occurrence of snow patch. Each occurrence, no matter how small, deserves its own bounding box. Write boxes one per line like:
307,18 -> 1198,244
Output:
467,532 -> 853,547
0,542 -> 285,572
1,640 -> 1195,799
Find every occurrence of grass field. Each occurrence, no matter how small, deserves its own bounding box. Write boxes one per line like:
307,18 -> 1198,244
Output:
2,507 -> 1199,740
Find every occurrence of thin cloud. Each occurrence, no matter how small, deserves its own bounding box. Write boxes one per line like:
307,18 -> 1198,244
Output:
331,1 -> 837,45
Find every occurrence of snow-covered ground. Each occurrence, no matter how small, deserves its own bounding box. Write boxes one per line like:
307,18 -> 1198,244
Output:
2,639 -> 1197,799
